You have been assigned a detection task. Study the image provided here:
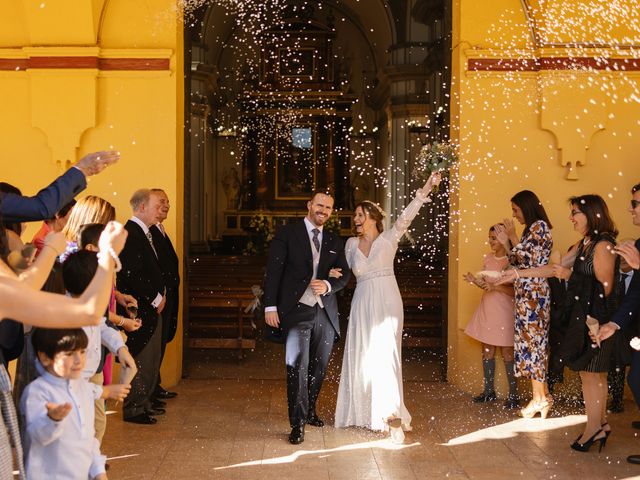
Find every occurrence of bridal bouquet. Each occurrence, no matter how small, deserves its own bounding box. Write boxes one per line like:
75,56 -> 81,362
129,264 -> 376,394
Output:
412,140 -> 458,192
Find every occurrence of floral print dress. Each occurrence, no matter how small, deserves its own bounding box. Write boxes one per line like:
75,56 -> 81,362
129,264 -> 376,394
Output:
509,220 -> 552,382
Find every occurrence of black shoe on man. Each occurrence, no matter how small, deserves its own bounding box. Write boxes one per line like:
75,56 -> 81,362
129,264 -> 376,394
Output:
124,413 -> 157,425
289,425 -> 305,445
154,386 -> 177,399
628,455 -> 640,464
307,414 -> 325,427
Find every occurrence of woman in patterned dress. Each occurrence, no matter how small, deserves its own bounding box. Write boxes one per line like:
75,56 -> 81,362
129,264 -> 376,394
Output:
494,190 -> 553,418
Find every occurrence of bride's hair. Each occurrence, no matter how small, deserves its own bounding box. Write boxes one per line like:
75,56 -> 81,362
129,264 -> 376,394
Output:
355,201 -> 384,234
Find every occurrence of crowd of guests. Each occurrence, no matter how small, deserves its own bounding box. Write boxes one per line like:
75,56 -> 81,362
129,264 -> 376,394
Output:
0,151 -> 180,479
465,186 -> 640,462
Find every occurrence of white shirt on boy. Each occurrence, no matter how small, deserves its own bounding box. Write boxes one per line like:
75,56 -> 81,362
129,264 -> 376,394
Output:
20,362 -> 106,480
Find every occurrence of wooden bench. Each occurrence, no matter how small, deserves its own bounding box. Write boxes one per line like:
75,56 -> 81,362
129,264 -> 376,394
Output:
187,256 -> 266,359
188,289 -> 257,359
187,255 -> 446,360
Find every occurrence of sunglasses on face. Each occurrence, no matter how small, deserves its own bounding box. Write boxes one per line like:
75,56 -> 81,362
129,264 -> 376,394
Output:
632,199 -> 640,209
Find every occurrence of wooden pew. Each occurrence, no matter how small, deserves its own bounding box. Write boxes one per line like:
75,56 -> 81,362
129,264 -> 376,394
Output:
187,256 -> 265,359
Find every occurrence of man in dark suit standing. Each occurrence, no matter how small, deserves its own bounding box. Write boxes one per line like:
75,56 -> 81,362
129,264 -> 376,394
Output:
117,189 -> 167,425
264,190 -> 350,445
149,188 -> 180,400
598,182 -> 640,464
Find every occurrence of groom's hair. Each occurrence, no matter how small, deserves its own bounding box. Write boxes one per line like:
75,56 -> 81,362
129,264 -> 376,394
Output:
309,189 -> 333,201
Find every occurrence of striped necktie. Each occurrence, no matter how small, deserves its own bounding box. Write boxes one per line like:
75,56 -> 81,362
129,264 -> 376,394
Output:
146,230 -> 158,257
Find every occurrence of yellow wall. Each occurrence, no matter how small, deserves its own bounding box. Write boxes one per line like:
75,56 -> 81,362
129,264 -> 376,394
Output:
450,0 -> 640,393
0,0 -> 184,386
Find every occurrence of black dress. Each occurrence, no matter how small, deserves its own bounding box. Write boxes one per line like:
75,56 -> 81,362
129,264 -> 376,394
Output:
560,234 -> 619,372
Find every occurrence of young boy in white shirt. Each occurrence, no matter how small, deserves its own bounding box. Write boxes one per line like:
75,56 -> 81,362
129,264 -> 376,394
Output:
20,327 -> 130,480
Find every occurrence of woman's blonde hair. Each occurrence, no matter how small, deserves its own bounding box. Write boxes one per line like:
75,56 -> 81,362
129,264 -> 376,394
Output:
62,196 -> 116,242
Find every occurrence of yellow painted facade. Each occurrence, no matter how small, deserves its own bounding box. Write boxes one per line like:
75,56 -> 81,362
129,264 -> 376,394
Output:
450,0 -> 640,393
0,0 -> 184,386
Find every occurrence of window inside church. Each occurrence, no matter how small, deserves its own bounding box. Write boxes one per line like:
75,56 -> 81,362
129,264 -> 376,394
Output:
292,127 -> 312,149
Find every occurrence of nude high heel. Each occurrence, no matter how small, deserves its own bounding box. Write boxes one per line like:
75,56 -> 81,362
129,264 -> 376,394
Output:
540,395 -> 553,419
518,396 -> 552,419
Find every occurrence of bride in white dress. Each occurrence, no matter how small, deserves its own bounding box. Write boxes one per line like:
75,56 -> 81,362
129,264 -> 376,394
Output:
334,172 -> 441,441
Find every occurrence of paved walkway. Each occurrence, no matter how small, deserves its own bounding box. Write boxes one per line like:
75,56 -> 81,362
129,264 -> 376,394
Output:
101,347 -> 640,479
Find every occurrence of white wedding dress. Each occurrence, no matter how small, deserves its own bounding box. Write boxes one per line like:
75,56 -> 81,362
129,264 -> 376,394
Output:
334,190 -> 430,432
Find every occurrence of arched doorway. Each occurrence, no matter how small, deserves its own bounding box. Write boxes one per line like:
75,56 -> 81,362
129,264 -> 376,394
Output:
183,0 -> 452,377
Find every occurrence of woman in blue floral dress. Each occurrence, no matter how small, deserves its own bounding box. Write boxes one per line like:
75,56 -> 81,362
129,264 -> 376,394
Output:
495,190 -> 553,418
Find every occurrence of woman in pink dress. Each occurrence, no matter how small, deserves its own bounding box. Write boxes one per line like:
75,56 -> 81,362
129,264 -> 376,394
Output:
464,224 -> 517,408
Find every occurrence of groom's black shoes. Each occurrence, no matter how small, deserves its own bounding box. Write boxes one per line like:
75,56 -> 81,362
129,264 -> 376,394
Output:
289,425 -> 305,444
307,414 -> 324,427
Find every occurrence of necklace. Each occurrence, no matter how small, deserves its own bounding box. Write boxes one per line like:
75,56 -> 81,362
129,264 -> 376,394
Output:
582,237 -> 591,246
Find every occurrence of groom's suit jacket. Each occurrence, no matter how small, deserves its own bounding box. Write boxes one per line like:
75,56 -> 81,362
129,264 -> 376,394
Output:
263,219 -> 350,336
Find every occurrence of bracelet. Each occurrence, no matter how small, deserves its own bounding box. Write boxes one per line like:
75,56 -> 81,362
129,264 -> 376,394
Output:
42,244 -> 62,256
514,269 -> 520,279
117,315 -> 125,327
98,247 -> 122,272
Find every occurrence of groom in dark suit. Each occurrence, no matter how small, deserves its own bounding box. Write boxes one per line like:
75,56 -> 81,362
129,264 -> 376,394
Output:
264,190 -> 350,444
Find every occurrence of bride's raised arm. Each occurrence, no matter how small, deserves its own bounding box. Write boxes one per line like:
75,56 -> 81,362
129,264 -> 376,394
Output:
391,172 -> 441,239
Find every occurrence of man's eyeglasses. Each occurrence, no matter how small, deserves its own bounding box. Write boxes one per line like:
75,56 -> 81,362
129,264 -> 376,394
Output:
632,199 -> 640,209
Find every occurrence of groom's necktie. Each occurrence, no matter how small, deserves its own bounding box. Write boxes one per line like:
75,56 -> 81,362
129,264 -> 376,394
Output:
312,228 -> 320,252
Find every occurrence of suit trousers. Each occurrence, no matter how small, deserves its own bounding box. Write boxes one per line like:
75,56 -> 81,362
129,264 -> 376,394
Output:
124,314 -> 162,419
285,304 -> 335,428
155,288 -> 178,391
627,350 -> 640,408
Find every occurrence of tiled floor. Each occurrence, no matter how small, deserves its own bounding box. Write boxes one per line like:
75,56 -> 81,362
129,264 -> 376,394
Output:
101,342 -> 640,479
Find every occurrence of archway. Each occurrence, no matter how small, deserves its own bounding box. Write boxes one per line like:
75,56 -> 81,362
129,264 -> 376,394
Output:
182,0 -> 452,378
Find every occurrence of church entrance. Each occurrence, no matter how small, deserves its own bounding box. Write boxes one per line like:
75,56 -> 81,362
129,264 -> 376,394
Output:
182,0 -> 452,378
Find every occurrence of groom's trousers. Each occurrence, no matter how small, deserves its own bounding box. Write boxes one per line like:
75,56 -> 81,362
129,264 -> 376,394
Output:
284,303 -> 335,428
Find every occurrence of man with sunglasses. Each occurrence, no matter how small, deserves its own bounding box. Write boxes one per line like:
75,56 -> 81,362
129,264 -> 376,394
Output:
598,183 -> 640,464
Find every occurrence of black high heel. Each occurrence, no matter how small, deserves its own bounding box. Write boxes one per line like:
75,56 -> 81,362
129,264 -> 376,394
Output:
601,423 -> 611,439
571,429 -> 607,452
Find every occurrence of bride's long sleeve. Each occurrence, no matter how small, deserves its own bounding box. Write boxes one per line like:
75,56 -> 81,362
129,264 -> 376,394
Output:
390,189 -> 431,242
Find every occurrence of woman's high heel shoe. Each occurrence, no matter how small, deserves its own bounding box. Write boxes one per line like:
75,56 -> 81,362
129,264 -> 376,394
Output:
540,395 -> 553,419
601,423 -> 611,439
518,397 -> 552,419
571,429 -> 607,452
